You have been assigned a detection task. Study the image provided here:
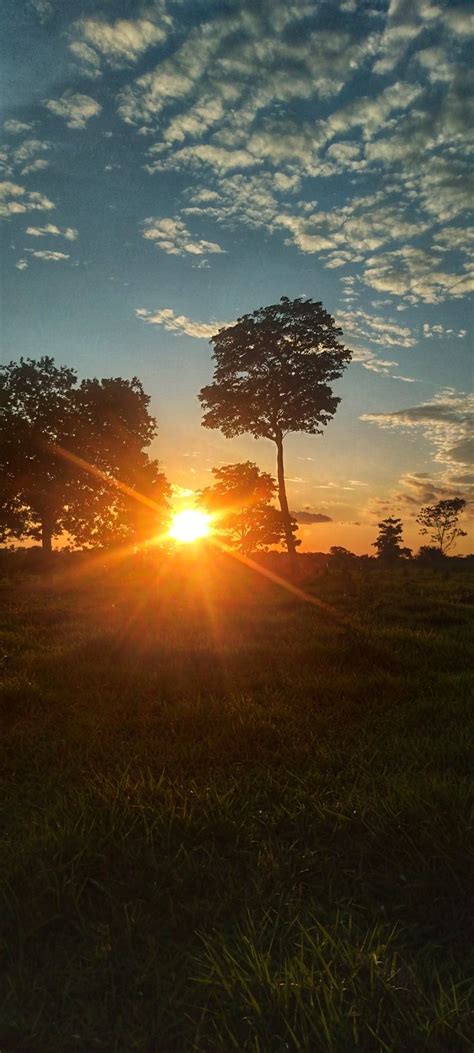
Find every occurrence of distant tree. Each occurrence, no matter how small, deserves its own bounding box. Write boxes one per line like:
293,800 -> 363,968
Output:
329,546 -> 356,560
372,517 -> 412,562
328,545 -> 357,571
416,545 -> 446,565
416,498 -> 467,555
199,461 -> 299,555
199,297 -> 352,563
0,357 -> 170,551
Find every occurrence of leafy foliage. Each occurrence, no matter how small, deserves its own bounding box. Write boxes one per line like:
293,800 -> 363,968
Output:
372,517 -> 412,561
199,461 -> 299,554
417,498 -> 467,555
0,357 -> 169,550
199,296 -> 352,555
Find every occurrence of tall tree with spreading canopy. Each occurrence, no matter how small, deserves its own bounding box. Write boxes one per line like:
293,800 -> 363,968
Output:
199,297 -> 352,561
416,497 -> 467,555
198,461 -> 299,555
0,357 -> 170,551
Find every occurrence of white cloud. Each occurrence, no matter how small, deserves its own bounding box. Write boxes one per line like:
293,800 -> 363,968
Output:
432,226 -> 474,256
351,345 -> 415,382
69,41 -> 102,79
3,120 -> 34,135
118,3 -> 379,133
338,308 -> 416,348
44,93 -> 101,129
26,223 -> 78,241
422,323 -> 466,339
136,307 -> 228,339
12,138 -> 50,164
72,13 -> 170,72
363,246 -> 474,304
27,249 -> 70,261
20,159 -> 49,176
0,180 -> 54,219
361,390 -> 474,471
142,216 -> 225,256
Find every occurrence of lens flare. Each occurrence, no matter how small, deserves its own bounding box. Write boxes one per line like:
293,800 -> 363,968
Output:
169,509 -> 211,544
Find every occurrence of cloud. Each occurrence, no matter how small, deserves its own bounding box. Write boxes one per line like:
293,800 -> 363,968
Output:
337,308 -> 416,348
0,180 -> 54,219
20,159 -> 49,176
368,471 -> 473,529
422,323 -> 466,339
363,246 -> 474,304
26,223 -> 78,240
69,41 -> 102,79
118,5 -> 378,131
136,307 -> 227,339
71,13 -> 170,72
349,345 -> 415,382
27,250 -> 70,261
3,120 -> 34,135
108,2 -> 471,307
12,138 -> 50,164
44,93 -> 101,129
292,510 -> 333,524
361,390 -> 474,474
372,0 -> 473,77
29,0 -> 54,23
0,137 -> 51,179
141,216 -> 225,256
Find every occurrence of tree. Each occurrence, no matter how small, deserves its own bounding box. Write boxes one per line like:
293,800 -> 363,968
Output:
198,461 -> 299,555
0,357 -> 170,551
199,297 -> 352,562
416,498 -> 467,555
372,517 -> 412,562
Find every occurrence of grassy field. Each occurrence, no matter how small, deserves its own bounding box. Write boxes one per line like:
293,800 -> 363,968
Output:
0,549 -> 473,1052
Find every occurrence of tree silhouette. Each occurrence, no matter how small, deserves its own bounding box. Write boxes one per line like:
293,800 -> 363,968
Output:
416,498 -> 466,555
199,297 -> 351,563
372,517 -> 411,562
0,357 -> 169,551
199,461 -> 299,555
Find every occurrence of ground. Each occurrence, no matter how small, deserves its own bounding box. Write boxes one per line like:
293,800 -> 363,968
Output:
0,549 -> 473,1052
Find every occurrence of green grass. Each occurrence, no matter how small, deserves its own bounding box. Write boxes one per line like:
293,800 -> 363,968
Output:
0,551 -> 473,1051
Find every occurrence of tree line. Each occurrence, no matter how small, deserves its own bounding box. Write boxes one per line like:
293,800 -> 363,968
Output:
0,296 -> 467,559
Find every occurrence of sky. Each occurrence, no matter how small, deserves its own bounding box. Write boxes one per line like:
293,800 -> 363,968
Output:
1,0 -> 473,554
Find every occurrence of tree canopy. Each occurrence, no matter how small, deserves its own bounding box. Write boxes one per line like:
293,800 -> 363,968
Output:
0,357 -> 170,551
372,517 -> 411,561
199,461 -> 299,555
416,498 -> 467,555
199,296 -> 352,559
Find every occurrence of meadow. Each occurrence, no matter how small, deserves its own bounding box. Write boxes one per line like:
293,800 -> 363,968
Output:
0,549 -> 473,1052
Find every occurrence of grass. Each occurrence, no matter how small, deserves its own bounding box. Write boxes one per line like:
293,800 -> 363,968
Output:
0,549 -> 473,1051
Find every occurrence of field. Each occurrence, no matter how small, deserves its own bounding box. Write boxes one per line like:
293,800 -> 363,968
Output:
1,549 -> 473,1052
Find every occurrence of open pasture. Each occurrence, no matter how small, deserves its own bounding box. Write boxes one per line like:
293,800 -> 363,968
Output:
1,553 -> 473,1052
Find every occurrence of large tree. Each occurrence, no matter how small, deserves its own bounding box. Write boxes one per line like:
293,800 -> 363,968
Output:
199,461 -> 299,555
199,297 -> 351,560
372,517 -> 411,562
416,498 -> 467,555
0,357 -> 169,551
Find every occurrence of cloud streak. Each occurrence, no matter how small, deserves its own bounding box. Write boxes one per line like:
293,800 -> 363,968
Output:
136,307 -> 228,339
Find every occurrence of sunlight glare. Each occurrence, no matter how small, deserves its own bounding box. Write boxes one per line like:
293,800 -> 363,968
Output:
168,509 -> 211,544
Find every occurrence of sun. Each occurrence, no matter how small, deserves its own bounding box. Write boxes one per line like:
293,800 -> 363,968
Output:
168,508 -> 211,544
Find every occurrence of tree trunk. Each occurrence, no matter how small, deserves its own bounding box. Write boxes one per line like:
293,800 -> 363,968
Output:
275,432 -> 297,567
41,518 -> 53,554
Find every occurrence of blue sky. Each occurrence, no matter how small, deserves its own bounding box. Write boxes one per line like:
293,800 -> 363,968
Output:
1,0 -> 472,552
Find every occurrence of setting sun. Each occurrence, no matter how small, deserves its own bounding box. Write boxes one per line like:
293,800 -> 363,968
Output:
168,509 -> 211,544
